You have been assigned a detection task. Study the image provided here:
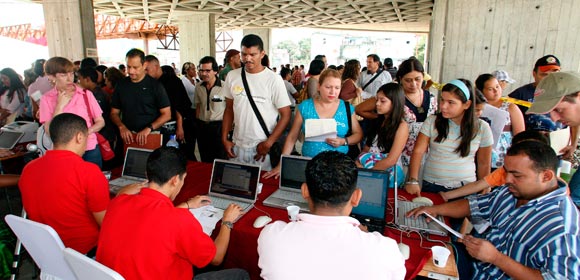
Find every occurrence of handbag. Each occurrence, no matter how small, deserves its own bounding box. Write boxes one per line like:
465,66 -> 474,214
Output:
82,91 -> 115,161
344,101 -> 361,160
240,67 -> 282,167
294,83 -> 309,104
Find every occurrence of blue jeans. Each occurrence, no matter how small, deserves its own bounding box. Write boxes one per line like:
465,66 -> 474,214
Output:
83,148 -> 102,169
421,180 -> 449,193
569,170 -> 580,207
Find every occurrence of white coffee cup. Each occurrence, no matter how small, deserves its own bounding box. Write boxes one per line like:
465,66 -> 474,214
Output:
560,160 -> 572,174
431,246 -> 451,268
286,205 -> 300,222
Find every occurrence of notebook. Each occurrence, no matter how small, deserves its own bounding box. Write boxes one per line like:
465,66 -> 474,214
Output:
263,155 -> 310,212
109,148 -> 153,193
394,178 -> 447,236
350,169 -> 389,233
0,130 -> 24,149
207,159 -> 261,218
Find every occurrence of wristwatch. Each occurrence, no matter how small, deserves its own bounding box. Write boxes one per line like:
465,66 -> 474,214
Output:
344,137 -> 349,146
147,124 -> 154,131
221,221 -> 234,230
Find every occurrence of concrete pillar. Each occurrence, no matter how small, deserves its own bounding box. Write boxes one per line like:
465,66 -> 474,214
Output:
427,0 -> 448,84
243,28 -> 271,55
177,13 -> 216,66
43,0 -> 97,61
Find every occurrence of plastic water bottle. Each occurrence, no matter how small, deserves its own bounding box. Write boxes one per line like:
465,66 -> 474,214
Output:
166,135 -> 179,148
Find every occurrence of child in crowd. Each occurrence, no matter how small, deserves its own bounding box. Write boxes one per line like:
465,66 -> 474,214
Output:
357,83 -> 408,187
405,79 -> 493,195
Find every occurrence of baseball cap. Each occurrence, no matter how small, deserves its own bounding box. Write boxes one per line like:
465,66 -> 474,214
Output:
492,70 -> 515,83
527,71 -> 580,114
534,55 -> 560,72
225,49 -> 240,60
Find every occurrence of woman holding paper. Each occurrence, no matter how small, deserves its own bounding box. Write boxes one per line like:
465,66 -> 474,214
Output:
475,74 -> 524,169
263,69 -> 362,179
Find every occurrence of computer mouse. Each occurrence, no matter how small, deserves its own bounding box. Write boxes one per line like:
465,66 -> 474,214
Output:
253,216 -> 272,228
412,196 -> 434,206
398,243 -> 410,260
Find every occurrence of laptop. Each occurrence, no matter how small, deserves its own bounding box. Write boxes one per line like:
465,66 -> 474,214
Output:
394,177 -> 447,236
207,159 -> 261,218
262,155 -> 310,212
350,169 -> 389,233
109,148 -> 153,193
0,130 -> 24,149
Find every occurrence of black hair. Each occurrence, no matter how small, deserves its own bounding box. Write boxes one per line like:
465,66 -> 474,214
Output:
96,65 -> 107,75
80,58 -> 97,69
384,58 -> 394,67
366,83 -> 405,152
0,68 -> 26,104
77,67 -> 98,83
475,73 -> 495,92
125,48 -> 145,64
435,79 -> 478,157
146,147 -> 187,186
161,65 -> 177,77
367,54 -> 380,63
105,67 -> 125,89
475,89 -> 487,104
49,113 -> 88,145
261,54 -> 270,68
308,60 -> 325,76
144,55 -> 159,63
506,141 -> 558,174
280,67 -> 291,79
305,151 -> 358,207
33,59 -> 46,76
395,57 -> 424,82
511,130 -> 550,146
337,65 -> 344,71
199,56 -> 219,72
328,65 -> 337,70
118,64 -> 126,71
241,34 -> 264,51
314,54 -> 326,61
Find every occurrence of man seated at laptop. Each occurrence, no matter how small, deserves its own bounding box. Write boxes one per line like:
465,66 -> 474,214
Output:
19,113 -> 109,256
408,141 -> 580,279
257,151 -> 405,279
96,147 -> 249,280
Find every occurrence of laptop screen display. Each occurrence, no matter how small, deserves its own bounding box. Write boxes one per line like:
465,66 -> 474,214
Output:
351,169 -> 388,219
210,160 -> 260,200
0,131 -> 23,149
280,156 -> 309,190
123,149 -> 152,179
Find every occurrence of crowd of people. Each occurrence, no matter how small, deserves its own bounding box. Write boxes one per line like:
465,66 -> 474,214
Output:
5,33 -> 580,279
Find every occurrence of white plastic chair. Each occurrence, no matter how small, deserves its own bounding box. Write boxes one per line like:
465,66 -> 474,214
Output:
4,214 -> 76,280
63,248 -> 124,280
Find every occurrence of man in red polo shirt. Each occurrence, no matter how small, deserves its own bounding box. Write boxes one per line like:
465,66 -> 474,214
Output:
96,147 -> 249,280
19,113 -> 109,255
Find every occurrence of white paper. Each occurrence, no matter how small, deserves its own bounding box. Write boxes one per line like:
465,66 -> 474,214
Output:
423,212 -> 464,239
481,104 -> 509,147
304,119 -> 337,142
189,205 -> 224,236
549,127 -> 570,155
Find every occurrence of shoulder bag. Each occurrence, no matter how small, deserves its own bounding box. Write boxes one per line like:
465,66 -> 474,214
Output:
344,101 -> 360,160
82,91 -> 115,161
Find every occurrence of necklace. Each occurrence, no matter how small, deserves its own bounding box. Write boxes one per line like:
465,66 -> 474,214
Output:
406,92 -> 424,114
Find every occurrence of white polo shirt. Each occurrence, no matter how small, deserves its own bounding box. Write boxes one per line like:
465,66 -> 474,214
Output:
258,213 -> 406,280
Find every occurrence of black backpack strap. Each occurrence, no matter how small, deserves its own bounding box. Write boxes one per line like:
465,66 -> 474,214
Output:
362,69 -> 384,91
345,101 -> 352,137
241,67 -> 271,138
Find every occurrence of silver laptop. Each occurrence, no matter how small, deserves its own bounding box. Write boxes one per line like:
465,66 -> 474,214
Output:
207,159 -> 261,217
0,130 -> 24,149
394,177 -> 447,236
263,155 -> 310,212
109,148 -> 153,193
350,169 -> 389,233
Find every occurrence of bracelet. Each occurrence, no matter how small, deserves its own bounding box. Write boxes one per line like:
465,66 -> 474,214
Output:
406,178 -> 419,185
344,137 -> 349,146
185,201 -> 190,209
222,221 -> 234,230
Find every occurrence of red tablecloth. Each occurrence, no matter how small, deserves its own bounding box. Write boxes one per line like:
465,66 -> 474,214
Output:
174,162 -> 450,280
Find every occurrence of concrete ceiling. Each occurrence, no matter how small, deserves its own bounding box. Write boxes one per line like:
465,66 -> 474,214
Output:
91,0 -> 434,32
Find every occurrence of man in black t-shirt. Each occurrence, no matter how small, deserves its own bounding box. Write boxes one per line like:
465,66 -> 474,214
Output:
111,49 -> 171,145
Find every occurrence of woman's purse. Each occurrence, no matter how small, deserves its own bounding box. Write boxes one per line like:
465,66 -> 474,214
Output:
82,91 -> 115,161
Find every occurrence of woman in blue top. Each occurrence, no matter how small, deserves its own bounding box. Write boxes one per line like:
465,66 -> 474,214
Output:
263,69 -> 363,179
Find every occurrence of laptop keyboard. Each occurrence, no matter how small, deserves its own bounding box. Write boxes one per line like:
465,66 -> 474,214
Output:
398,201 -> 433,230
211,196 -> 251,211
273,190 -> 304,202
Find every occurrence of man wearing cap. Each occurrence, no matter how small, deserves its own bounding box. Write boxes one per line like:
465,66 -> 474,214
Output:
508,55 -> 568,133
492,70 -> 516,91
528,71 -> 580,207
219,49 -> 241,81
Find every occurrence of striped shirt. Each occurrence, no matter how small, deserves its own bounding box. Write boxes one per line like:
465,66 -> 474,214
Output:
421,115 -> 493,188
468,183 -> 580,279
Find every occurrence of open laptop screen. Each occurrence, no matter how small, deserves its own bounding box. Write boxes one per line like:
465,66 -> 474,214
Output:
210,160 -> 260,200
280,155 -> 310,190
351,169 -> 388,219
0,131 -> 24,149
123,148 -> 152,179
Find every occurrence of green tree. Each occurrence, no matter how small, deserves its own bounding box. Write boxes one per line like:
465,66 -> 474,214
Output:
415,35 -> 427,66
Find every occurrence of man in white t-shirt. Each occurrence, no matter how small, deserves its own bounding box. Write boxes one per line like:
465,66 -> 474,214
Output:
221,34 -> 291,171
358,54 -> 392,100
257,151 -> 406,280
